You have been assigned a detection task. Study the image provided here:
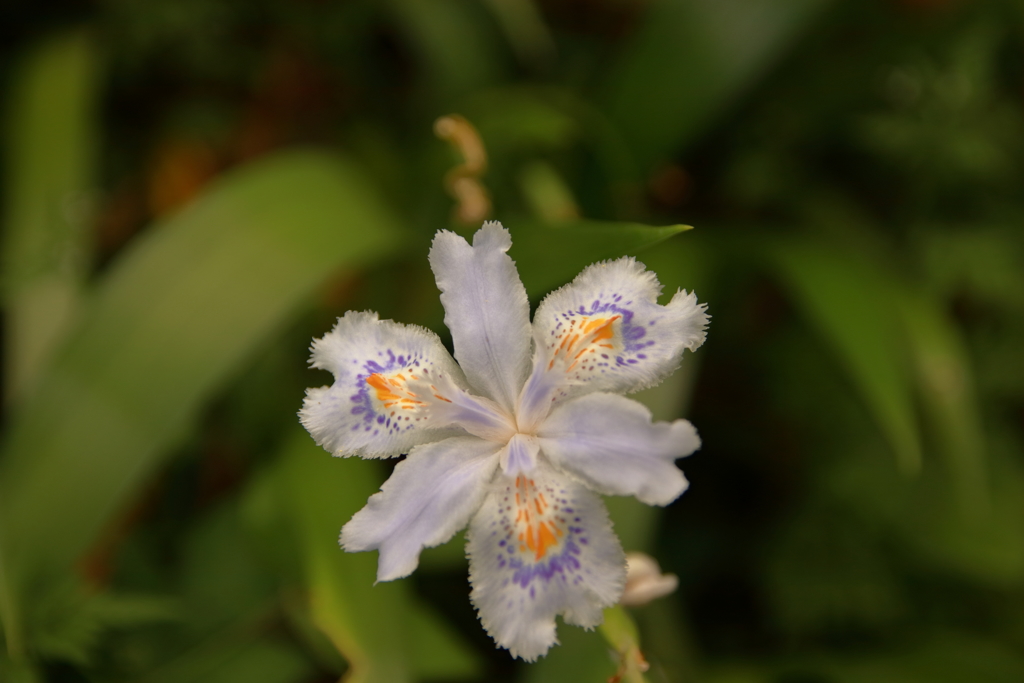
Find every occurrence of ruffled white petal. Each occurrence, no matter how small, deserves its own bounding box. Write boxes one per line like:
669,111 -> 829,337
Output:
537,393 -> 697,506
429,222 -> 533,413
467,464 -> 626,661
300,311 -> 512,458
341,436 -> 502,582
517,257 -> 708,429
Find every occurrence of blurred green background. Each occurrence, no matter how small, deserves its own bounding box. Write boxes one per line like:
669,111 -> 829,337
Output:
2,0 -> 1024,681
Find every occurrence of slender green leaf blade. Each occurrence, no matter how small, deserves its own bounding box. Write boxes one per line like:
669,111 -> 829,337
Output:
602,0 -> 832,172
507,219 -> 690,296
279,426 -> 483,683
279,428 -> 412,683
2,29 -> 99,402
0,150 -> 401,587
408,600 -> 482,681
898,291 -> 988,514
773,242 -> 922,474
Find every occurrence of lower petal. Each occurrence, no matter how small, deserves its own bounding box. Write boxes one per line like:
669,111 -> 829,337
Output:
342,436 -> 502,581
467,465 -> 626,661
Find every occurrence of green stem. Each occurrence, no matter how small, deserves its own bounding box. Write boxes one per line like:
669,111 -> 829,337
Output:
599,606 -> 649,683
0,524 -> 25,659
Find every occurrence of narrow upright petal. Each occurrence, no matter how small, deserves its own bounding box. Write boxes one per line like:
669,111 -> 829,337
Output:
537,393 -> 698,506
518,257 -> 708,428
342,436 -> 502,582
467,465 -> 626,661
300,311 -> 511,458
429,222 -> 533,413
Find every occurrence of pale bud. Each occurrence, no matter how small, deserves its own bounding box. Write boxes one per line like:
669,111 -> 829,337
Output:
620,552 -> 678,607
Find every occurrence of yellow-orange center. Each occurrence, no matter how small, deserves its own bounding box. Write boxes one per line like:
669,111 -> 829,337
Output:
549,314 -> 620,371
514,475 -> 565,561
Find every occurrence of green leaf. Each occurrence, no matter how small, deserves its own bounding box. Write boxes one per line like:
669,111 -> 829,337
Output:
27,582 -> 178,666
0,656 -> 42,683
0,31 -> 100,657
178,503 -> 276,637
278,428 -> 411,683
387,0 -> 503,102
781,632 -> 1024,683
279,426 -> 480,683
824,413 -> 1024,585
507,219 -> 691,297
1,28 -> 99,402
181,641 -> 313,683
898,290 -> 988,515
523,620 -> 616,683
0,150 -> 402,617
408,600 -> 482,681
142,632 -> 314,683
602,0 -> 833,172
773,242 -> 922,474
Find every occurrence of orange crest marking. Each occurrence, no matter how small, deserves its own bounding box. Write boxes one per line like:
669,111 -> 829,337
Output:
365,370 -> 453,413
513,476 -> 567,561
548,315 -> 621,372
366,372 -> 425,409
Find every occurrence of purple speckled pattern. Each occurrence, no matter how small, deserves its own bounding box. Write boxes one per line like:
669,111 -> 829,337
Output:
489,478 -> 588,589
468,464 -> 626,660
347,349 -> 433,438
549,297 -> 659,370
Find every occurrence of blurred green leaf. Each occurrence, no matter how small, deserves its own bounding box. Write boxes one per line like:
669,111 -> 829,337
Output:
480,0 -> 555,71
773,242 -> 922,474
407,600 -> 481,681
416,529 -> 467,571
2,30 -> 100,657
602,0 -> 832,172
0,656 -> 42,683
279,429 -> 411,683
470,90 -> 581,155
898,290 -> 988,515
388,0 -> 503,103
279,426 -> 481,683
179,641 -> 312,683
519,161 -> 580,223
523,619 -> 616,683
142,629 -> 313,683
178,502 -> 275,638
0,150 -> 402,630
764,504 -> 906,638
784,632 -> 1024,683
27,582 -> 178,666
1,28 -> 99,403
918,226 -> 1024,313
825,435 -> 1024,586
508,219 -> 691,296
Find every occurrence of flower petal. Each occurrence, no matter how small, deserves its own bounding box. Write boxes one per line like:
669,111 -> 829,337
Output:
341,436 -> 502,581
429,221 -> 533,413
517,257 -> 707,429
537,393 -> 698,506
498,433 -> 540,476
300,311 -> 513,458
467,464 -> 626,661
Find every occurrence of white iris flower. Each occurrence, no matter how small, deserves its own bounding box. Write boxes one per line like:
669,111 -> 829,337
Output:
300,221 -> 709,660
